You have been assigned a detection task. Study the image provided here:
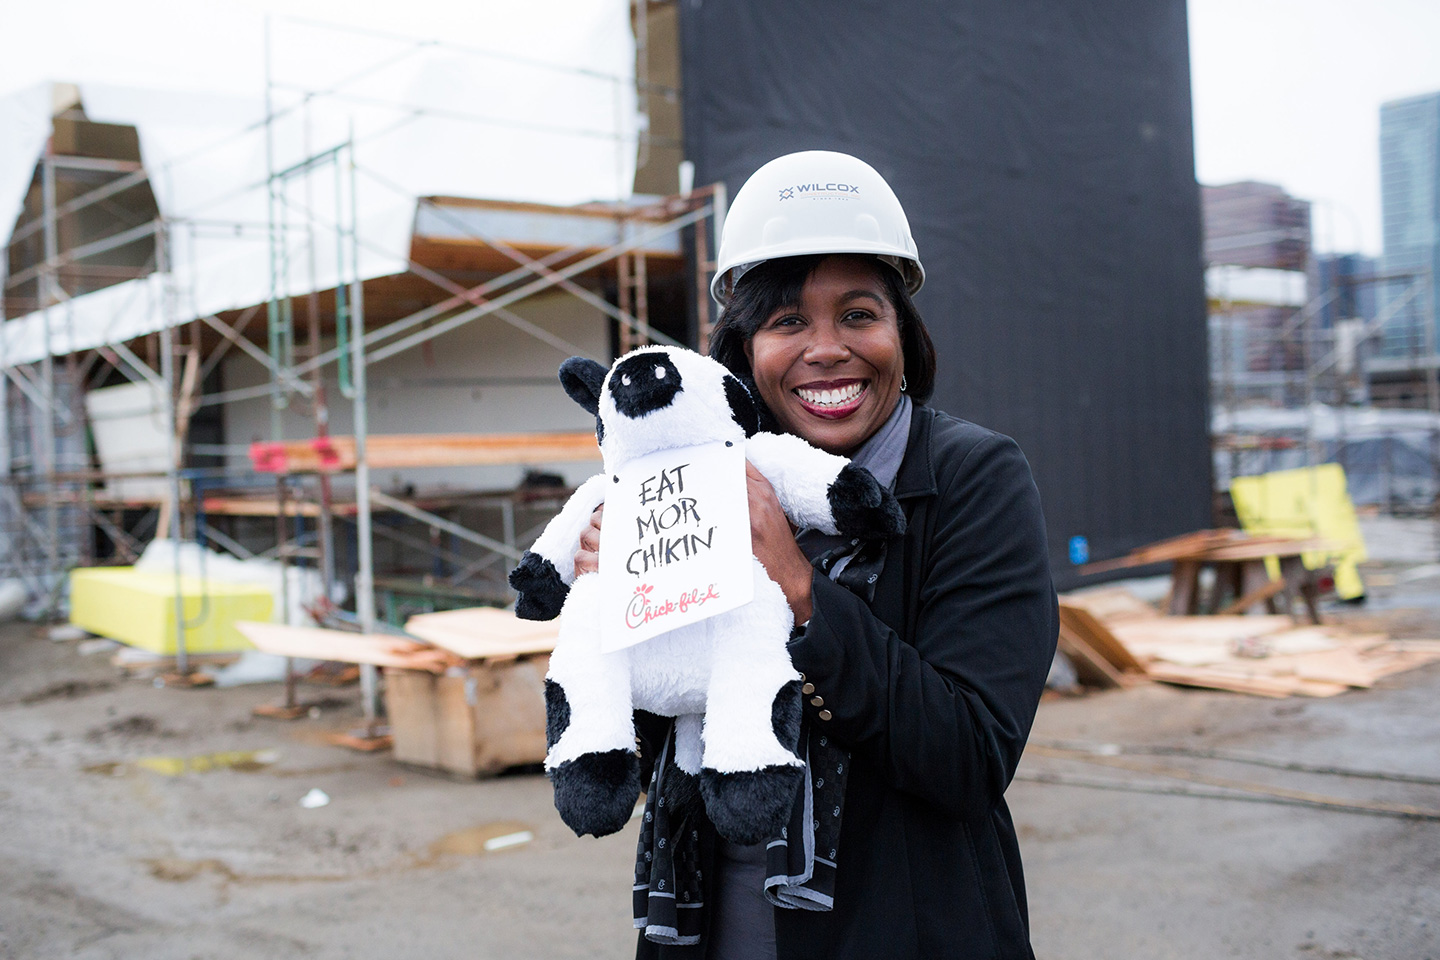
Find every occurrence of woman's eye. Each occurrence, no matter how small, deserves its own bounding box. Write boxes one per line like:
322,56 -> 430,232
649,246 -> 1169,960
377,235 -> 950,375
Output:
769,314 -> 803,328
843,310 -> 874,323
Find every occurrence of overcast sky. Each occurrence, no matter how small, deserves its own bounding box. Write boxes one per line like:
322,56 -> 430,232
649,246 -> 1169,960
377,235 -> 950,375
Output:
3,0 -> 1439,258
1190,0 -> 1440,256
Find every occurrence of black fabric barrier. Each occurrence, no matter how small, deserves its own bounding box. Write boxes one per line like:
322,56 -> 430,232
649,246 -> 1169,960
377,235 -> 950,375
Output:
678,0 -> 1212,588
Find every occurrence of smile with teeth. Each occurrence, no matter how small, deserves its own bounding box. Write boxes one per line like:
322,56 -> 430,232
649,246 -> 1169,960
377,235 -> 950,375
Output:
795,381 -> 867,409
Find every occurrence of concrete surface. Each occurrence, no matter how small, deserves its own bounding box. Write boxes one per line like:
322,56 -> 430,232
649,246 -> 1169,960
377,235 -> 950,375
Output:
2,580 -> 1437,960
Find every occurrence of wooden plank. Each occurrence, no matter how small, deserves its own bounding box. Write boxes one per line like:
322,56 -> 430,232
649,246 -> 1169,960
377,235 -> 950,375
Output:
235,622 -> 457,673
1077,529 -> 1240,574
436,674 -> 483,775
1143,663 -> 1303,698
471,656 -> 550,775
384,669 -> 444,769
202,497 -> 323,518
1108,615 -> 1295,648
404,607 -> 559,661
384,658 -> 550,778
1057,587 -> 1158,622
1168,559 -> 1203,615
1361,647 -> 1440,679
1198,538 -> 1345,562
1056,623 -> 1126,689
1290,648 -> 1380,688
249,431 -> 600,474
1217,576 -> 1287,615
1057,604 -> 1147,673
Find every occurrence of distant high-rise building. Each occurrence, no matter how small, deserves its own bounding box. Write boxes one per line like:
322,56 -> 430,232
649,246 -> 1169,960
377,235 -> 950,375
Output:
1202,182 -> 1312,406
1378,92 -> 1440,361
1202,181 -> 1311,271
1313,253 -> 1378,329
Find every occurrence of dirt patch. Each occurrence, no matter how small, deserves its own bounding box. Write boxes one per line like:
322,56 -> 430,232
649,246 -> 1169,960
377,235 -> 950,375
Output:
143,856 -> 348,886
16,679 -> 114,705
85,714 -> 177,741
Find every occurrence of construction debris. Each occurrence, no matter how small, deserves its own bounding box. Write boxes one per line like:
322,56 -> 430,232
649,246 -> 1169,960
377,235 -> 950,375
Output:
233,609 -> 555,776
1058,587 -> 1440,698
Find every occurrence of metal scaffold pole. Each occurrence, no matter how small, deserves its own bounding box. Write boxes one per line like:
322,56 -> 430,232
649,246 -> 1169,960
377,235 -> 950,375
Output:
157,221 -> 190,676
347,131 -> 379,725
38,156 -> 61,617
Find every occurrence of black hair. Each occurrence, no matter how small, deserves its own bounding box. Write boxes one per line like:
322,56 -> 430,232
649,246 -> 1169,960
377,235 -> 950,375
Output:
707,254 -> 937,405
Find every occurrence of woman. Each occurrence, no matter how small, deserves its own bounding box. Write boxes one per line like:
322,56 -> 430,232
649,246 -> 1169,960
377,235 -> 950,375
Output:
579,151 -> 1057,959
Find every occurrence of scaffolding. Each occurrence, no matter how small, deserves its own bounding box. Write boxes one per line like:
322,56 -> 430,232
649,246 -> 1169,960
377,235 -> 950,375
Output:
0,11 -> 721,717
1209,264 -> 1440,525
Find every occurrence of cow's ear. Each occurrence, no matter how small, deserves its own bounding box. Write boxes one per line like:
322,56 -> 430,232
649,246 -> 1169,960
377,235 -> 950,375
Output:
723,374 -> 760,437
559,357 -> 607,415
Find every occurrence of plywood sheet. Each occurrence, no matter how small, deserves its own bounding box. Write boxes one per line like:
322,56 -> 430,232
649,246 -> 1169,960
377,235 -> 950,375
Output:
1059,587 -> 1158,623
1058,604 -> 1147,673
235,622 -> 455,672
1108,615 -> 1296,648
404,608 -> 559,661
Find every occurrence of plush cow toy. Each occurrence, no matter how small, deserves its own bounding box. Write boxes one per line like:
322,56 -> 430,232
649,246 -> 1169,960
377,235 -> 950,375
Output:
509,346 -> 904,843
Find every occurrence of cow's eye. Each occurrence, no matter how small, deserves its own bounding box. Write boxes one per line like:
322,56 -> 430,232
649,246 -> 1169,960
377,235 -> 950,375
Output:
655,366 -> 666,379
621,374 -> 632,386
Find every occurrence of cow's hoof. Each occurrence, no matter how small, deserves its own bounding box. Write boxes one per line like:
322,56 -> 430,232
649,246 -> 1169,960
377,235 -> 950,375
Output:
700,764 -> 805,845
509,552 -> 568,620
828,463 -> 907,539
550,749 -> 641,838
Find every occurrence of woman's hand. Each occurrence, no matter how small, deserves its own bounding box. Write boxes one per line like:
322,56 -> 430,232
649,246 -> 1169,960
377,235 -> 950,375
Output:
573,503 -> 603,576
747,461 -> 813,626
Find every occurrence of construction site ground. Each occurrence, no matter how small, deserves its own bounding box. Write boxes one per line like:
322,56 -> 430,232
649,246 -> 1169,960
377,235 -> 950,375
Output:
3,558 -> 1438,959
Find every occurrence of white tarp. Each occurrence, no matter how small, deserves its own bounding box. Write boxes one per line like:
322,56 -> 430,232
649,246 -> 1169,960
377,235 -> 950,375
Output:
0,4 -> 638,367
0,85 -> 52,252
1214,403 -> 1440,507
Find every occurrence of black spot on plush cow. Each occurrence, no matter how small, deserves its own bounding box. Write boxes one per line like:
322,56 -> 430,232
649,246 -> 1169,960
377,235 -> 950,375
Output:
510,346 -> 905,843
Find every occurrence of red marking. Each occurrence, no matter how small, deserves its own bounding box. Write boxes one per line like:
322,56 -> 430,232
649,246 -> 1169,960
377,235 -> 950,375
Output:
312,437 -> 342,469
249,442 -> 288,473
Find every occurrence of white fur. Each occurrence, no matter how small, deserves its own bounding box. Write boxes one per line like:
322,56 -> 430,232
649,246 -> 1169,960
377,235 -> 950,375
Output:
527,473 -> 609,585
743,432 -> 852,534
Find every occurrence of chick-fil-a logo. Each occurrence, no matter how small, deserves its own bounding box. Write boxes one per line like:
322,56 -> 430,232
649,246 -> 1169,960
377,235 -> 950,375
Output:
625,582 -> 722,629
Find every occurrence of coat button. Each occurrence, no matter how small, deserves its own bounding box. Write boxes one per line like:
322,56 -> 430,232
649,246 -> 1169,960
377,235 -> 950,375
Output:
797,672 -> 806,682
818,709 -> 832,721
801,683 -> 815,695
809,696 -> 824,707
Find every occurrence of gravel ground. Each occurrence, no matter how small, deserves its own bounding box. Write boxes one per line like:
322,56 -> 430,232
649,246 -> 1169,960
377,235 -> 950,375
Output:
2,563 -> 1437,960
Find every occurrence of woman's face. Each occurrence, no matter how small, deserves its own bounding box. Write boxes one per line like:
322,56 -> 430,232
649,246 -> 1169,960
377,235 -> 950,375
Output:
744,255 -> 905,456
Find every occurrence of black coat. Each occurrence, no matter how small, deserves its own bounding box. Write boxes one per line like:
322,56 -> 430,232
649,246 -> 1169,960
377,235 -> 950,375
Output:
638,405 -> 1058,960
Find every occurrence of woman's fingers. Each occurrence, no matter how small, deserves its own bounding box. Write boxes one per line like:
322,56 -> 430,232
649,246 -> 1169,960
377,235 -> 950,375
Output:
573,503 -> 604,576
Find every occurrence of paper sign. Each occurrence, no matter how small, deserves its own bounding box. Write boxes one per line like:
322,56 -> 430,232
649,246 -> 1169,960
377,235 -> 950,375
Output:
598,440 -> 753,651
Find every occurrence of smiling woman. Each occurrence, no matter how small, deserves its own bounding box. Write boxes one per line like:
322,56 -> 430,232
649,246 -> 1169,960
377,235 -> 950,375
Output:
622,152 -> 1059,960
714,253 -> 933,456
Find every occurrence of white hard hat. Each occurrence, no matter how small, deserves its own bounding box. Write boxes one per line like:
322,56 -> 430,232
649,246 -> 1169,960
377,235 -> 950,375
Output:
711,150 -> 924,305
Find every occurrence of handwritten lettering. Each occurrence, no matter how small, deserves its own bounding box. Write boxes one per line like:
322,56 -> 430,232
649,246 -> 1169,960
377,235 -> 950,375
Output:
639,464 -> 689,505
625,527 -> 716,575
635,497 -> 702,539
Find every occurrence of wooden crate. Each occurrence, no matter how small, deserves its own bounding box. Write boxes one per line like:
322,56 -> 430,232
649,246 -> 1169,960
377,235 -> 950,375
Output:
384,656 -> 550,777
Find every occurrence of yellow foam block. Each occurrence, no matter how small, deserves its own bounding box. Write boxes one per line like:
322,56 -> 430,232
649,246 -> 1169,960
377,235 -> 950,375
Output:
69,567 -> 274,654
1229,464 -> 1368,600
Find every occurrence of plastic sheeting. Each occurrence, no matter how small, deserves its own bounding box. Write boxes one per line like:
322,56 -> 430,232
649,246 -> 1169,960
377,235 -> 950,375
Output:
0,4 -> 638,367
678,0 -> 1211,588
1215,405 -> 1440,509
